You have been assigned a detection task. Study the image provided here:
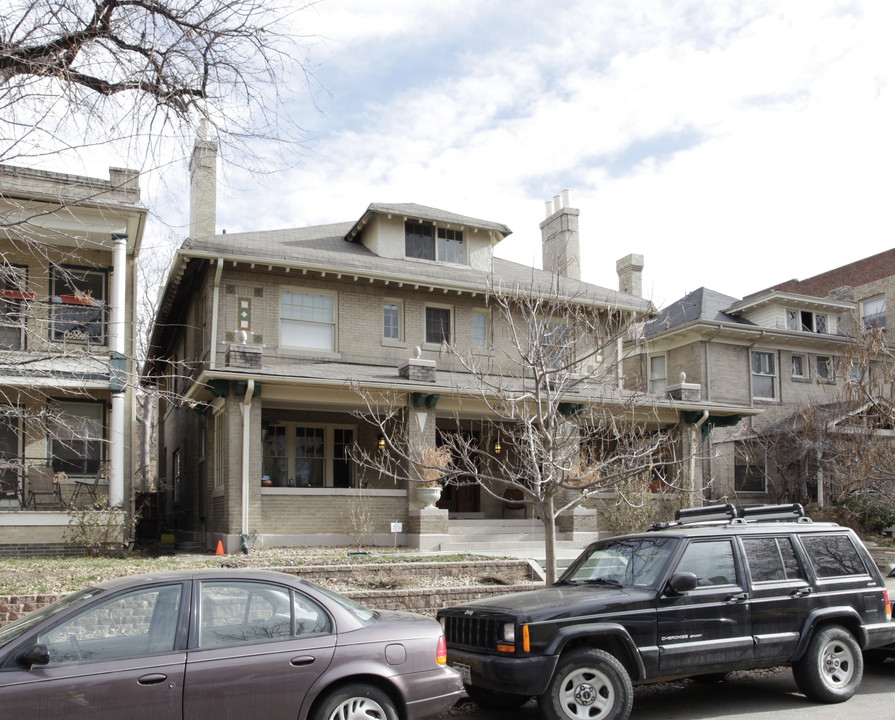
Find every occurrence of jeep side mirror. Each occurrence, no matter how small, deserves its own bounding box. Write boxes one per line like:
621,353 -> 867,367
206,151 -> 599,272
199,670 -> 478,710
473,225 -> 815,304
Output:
18,643 -> 50,668
666,572 -> 698,595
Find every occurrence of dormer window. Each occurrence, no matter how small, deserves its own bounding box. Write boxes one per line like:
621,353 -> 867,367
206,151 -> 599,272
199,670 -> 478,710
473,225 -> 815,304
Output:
405,221 -> 464,264
786,309 -> 827,334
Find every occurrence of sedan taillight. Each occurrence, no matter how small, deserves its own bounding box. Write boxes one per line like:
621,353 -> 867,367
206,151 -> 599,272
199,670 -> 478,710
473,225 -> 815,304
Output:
885,588 -> 891,622
436,635 -> 448,665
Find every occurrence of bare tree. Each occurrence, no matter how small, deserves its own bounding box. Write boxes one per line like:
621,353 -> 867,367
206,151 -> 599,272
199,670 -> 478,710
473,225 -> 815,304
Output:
354,279 -> 687,584
1,0 -> 314,168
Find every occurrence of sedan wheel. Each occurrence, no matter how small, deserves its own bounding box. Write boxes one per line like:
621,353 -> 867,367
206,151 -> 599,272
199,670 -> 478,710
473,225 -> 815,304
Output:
314,684 -> 398,720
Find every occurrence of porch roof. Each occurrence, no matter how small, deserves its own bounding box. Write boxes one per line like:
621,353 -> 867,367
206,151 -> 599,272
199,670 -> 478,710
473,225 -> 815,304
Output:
184,362 -> 761,420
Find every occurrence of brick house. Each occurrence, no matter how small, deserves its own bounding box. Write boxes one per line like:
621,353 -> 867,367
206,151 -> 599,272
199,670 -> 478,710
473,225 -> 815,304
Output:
0,164 -> 144,555
624,279 -> 876,505
144,135 -> 757,552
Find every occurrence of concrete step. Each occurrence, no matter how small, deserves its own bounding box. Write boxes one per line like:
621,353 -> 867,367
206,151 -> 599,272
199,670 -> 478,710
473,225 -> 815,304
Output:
440,539 -> 583,553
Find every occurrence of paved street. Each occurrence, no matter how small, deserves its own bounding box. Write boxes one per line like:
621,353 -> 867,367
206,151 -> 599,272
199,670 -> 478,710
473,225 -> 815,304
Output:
442,660 -> 895,719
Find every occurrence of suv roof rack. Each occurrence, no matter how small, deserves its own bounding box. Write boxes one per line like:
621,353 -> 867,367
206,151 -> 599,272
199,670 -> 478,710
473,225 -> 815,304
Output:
650,503 -> 809,531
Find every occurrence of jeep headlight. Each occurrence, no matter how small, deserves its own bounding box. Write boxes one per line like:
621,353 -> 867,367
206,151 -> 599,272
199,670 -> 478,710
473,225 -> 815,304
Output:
502,622 -> 515,643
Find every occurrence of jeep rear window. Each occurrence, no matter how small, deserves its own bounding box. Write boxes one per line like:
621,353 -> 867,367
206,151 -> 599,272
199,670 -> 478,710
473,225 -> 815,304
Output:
801,534 -> 867,578
560,537 -> 676,587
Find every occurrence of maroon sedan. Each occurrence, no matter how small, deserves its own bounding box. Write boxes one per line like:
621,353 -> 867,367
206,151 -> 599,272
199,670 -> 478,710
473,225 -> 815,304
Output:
0,568 -> 462,720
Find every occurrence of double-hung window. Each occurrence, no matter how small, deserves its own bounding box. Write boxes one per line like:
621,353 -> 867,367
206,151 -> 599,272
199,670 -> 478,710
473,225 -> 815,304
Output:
50,401 -> 104,476
816,355 -> 834,382
472,311 -> 489,349
383,301 -> 403,341
862,296 -> 886,329
280,290 -> 336,351
649,355 -> 667,395
425,306 -> 452,345
751,350 -> 776,400
791,354 -> 807,379
52,267 -> 106,344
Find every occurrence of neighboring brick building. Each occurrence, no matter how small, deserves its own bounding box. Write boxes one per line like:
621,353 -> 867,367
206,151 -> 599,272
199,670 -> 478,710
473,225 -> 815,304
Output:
144,136 -> 756,552
0,164 -> 144,555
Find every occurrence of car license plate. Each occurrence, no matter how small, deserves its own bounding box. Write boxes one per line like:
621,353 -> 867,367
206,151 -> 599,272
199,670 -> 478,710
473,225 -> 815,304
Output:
453,662 -> 471,684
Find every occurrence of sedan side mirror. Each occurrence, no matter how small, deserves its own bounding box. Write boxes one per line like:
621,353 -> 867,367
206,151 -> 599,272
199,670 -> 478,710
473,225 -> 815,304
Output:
18,643 -> 50,668
666,572 -> 698,596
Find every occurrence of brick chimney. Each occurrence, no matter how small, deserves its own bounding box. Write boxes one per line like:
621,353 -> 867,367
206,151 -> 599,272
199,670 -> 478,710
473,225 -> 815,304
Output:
616,253 -> 644,297
539,189 -> 580,280
189,119 -> 217,238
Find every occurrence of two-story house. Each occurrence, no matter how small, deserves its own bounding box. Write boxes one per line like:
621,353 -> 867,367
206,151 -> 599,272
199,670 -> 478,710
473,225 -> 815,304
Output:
0,164 -> 144,555
625,285 -> 862,505
145,134 -> 757,553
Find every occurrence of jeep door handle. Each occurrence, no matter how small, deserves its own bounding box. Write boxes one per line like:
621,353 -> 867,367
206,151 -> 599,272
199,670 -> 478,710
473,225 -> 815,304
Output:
790,587 -> 812,597
725,593 -> 749,603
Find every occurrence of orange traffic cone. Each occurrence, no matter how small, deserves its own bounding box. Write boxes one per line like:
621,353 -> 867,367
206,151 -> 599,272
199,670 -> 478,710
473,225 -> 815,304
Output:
215,540 -> 225,556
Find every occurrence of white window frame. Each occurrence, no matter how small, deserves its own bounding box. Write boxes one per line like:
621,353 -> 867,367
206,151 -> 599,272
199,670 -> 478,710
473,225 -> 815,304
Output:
279,288 -> 337,352
791,353 -> 807,379
51,266 -> 107,345
424,304 -> 453,348
261,422 -> 357,488
751,350 -> 777,401
382,299 -> 404,345
786,308 -> 828,334
472,310 -> 489,350
648,354 -> 667,395
861,296 -> 886,329
816,355 -> 834,382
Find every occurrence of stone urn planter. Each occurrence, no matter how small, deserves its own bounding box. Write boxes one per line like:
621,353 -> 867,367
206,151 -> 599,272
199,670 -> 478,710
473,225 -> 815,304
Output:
417,485 -> 442,508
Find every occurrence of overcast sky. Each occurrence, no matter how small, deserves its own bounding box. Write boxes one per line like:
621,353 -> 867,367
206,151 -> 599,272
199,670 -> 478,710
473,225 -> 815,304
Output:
80,1 -> 895,308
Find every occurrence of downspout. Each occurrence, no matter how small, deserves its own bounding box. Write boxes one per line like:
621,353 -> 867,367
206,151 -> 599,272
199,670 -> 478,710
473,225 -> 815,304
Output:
210,258 -> 224,370
690,410 -> 709,500
240,378 -> 254,553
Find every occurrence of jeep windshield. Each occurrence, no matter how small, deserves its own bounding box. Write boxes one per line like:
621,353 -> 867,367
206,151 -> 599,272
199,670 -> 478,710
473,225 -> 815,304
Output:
557,536 -> 678,588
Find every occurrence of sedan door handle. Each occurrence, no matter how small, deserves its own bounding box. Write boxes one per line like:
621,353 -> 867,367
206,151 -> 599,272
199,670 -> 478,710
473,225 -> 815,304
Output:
725,593 -> 749,604
291,656 -> 316,667
138,674 -> 168,686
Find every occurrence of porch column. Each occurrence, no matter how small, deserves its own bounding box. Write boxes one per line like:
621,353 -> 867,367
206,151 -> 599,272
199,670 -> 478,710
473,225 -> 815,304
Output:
109,232 -> 127,507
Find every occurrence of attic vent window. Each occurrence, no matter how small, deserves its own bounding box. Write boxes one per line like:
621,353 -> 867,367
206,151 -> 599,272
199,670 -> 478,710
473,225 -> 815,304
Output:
405,221 -> 464,264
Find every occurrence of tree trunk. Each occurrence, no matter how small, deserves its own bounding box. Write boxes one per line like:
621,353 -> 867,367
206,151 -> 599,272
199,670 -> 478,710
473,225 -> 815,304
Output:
542,494 -> 557,585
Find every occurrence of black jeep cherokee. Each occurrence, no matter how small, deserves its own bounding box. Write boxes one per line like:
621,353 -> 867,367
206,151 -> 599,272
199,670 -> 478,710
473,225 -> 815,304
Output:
437,504 -> 895,720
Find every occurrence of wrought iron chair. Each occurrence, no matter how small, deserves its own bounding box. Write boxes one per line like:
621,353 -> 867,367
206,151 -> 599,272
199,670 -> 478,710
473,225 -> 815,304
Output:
0,461 -> 24,508
26,465 -> 62,510
72,463 -> 109,505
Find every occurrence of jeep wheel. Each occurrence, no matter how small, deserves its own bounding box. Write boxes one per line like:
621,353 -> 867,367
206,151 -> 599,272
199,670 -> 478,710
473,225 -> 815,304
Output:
464,684 -> 530,710
538,648 -> 633,720
792,625 -> 863,703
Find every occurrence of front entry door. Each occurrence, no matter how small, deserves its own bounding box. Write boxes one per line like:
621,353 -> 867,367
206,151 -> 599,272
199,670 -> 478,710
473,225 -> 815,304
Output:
437,482 -> 480,513
658,538 -> 752,675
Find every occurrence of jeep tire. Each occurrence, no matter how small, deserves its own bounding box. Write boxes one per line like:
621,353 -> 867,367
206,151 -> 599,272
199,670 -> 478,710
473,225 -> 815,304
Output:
792,624 -> 863,703
538,648 -> 633,720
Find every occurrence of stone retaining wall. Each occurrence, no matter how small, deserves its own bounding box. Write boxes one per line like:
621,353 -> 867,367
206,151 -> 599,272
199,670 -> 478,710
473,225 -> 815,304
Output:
0,560 -> 542,625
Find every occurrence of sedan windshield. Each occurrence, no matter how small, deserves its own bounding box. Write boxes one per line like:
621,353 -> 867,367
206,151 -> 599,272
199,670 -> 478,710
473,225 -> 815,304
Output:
0,588 -> 103,648
559,536 -> 677,588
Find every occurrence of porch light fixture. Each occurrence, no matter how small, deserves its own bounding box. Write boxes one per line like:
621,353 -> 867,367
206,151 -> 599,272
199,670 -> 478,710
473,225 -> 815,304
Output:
378,435 -> 386,452
493,439 -> 501,455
